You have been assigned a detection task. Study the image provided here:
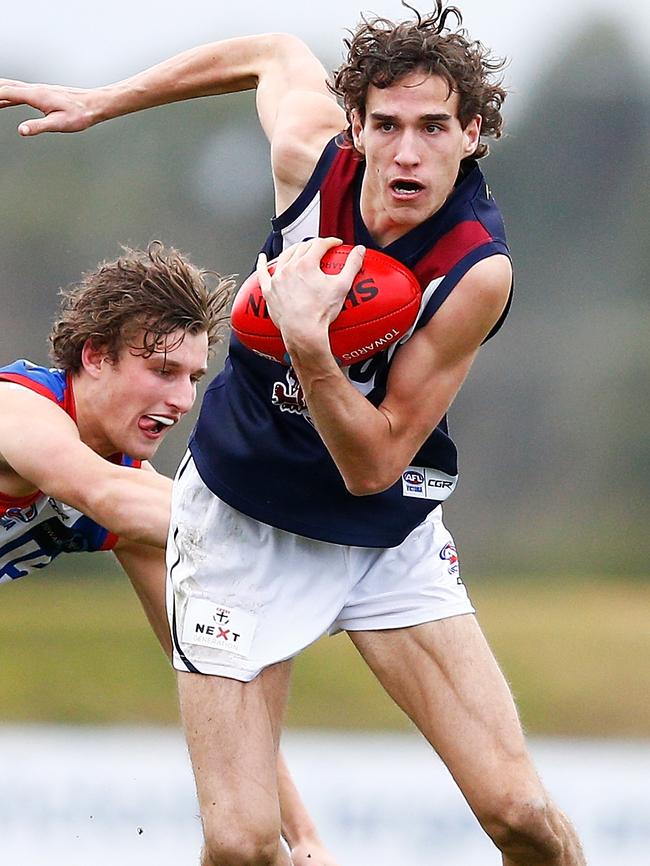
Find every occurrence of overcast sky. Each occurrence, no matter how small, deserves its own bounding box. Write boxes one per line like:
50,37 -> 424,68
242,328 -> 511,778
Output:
3,0 -> 649,107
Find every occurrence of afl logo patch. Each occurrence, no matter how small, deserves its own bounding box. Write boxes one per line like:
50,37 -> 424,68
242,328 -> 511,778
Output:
402,466 -> 458,501
402,470 -> 425,495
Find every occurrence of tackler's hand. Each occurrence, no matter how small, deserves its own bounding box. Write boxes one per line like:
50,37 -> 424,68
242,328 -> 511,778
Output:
290,838 -> 342,866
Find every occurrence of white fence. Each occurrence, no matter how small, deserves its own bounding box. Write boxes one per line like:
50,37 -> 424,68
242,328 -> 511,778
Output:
1,728 -> 648,865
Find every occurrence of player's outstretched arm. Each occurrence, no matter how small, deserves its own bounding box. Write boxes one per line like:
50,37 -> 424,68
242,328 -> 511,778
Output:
0,33 -> 343,208
0,32 -> 340,141
0,384 -> 171,547
0,80 -> 98,134
113,538 -> 172,655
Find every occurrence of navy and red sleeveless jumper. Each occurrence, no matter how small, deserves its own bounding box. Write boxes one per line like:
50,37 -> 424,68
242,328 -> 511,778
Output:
190,137 -> 511,547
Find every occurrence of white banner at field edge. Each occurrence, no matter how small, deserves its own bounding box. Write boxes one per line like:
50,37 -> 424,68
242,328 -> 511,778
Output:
0,728 -> 648,865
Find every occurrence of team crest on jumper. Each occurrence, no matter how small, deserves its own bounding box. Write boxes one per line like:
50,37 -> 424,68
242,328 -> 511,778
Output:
272,368 -> 313,423
0,503 -> 38,531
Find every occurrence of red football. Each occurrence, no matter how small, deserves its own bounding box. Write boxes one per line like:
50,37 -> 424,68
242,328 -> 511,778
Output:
230,245 -> 421,366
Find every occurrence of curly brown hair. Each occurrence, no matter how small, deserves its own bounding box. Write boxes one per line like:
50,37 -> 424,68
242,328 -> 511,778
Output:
331,0 -> 508,160
49,241 -> 233,371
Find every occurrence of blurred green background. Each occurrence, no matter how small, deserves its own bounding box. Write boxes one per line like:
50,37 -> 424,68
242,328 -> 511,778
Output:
1,563 -> 648,736
1,0 -> 648,735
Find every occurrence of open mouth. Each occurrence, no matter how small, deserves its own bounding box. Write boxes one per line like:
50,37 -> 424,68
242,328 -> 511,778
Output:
390,179 -> 424,196
138,414 -> 177,435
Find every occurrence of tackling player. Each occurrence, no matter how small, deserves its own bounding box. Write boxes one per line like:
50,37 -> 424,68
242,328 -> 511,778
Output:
0,242 -> 339,866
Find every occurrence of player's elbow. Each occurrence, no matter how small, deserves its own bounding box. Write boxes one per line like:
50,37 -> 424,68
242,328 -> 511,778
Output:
342,448 -> 406,497
256,32 -> 312,70
266,32 -> 309,54
344,470 -> 398,498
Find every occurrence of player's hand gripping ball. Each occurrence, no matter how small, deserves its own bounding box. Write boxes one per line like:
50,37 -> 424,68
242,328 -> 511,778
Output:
230,244 -> 421,366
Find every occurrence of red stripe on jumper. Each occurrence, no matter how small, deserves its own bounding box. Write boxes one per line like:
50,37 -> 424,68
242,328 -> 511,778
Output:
319,147 -> 358,242
413,220 -> 492,285
0,373 -> 60,404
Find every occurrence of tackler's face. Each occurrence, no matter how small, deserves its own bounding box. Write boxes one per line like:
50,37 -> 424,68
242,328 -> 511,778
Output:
91,328 -> 209,461
352,71 -> 481,246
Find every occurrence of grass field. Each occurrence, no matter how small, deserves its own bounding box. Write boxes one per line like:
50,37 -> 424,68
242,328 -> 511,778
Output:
1,565 -> 648,736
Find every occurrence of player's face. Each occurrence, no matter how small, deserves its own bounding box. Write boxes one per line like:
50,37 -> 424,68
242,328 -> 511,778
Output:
92,328 -> 209,460
352,71 -> 481,247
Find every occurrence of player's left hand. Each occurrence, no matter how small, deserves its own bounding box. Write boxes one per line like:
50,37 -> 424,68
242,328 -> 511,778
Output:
255,237 -> 365,350
290,839 -> 342,866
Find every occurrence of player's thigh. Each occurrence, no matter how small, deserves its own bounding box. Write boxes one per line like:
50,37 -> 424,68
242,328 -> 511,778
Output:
167,452 -> 352,680
177,659 -> 292,832
348,615 -> 542,811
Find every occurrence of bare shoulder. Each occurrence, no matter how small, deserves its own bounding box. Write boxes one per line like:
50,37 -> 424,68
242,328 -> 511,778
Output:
456,254 -> 512,308
256,33 -> 344,142
0,383 -> 76,493
271,94 -> 345,212
420,254 -> 512,357
232,32 -> 345,210
0,379 -> 73,429
0,379 -> 75,422
263,40 -> 345,211
368,254 -> 512,476
385,254 -> 512,403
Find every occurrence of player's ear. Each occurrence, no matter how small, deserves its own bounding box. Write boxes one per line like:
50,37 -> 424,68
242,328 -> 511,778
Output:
80,339 -> 109,378
351,110 -> 365,155
462,114 -> 482,157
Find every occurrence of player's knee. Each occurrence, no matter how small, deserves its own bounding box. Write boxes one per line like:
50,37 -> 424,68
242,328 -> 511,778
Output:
480,794 -> 565,861
201,824 -> 280,866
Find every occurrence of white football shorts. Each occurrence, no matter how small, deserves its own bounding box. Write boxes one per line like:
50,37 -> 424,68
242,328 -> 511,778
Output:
166,452 -> 474,681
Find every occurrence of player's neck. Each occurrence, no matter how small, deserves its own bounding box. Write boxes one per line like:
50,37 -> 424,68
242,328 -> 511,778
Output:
71,372 -> 117,458
361,206 -> 420,248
